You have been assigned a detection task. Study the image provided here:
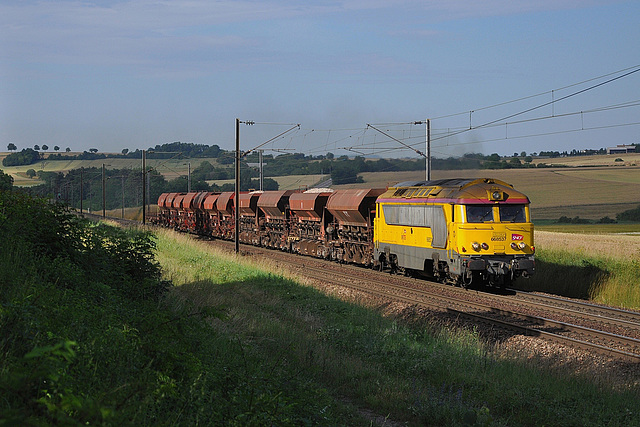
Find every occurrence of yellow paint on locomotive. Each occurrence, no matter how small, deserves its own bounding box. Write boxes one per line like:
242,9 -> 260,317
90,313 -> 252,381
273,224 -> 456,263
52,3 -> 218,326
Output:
455,213 -> 534,256
374,178 -> 534,257
374,202 -> 452,249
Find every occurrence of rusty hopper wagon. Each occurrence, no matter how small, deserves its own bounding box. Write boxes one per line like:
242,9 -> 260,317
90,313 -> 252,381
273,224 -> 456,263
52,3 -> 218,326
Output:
215,192 -> 236,240
325,188 -> 385,265
180,192 -> 200,232
257,190 -> 298,250
202,193 -> 221,237
238,191 -> 262,245
289,189 -> 334,257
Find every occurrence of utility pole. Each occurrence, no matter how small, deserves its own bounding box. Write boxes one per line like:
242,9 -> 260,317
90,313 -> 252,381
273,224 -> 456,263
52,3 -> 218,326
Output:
142,150 -> 146,225
426,119 -> 431,181
121,176 -> 125,219
80,167 -> 84,215
234,119 -> 296,253
102,163 -> 106,218
235,119 -> 240,253
259,149 -> 264,191
188,162 -> 191,193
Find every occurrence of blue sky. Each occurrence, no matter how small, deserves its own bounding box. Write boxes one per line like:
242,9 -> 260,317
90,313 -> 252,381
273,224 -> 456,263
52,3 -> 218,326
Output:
1,0 -> 639,159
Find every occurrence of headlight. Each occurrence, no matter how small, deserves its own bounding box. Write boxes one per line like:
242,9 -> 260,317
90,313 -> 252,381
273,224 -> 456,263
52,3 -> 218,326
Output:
491,191 -> 502,200
472,242 -> 480,251
518,242 -> 526,250
481,242 -> 489,250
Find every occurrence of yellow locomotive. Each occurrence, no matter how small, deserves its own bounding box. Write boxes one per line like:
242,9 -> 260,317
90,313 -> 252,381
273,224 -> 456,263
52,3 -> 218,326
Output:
374,178 -> 535,288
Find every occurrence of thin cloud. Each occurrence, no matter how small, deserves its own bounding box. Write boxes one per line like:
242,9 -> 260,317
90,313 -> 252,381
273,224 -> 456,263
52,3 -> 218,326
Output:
0,0 -> 616,71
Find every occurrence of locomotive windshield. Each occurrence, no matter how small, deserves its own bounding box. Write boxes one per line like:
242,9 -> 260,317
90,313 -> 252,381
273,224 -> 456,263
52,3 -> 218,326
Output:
465,205 -> 494,223
499,204 -> 526,223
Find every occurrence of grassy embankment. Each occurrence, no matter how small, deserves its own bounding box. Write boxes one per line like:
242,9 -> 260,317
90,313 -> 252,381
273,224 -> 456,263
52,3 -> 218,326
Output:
3,190 -> 639,425
1,192 -> 367,425
515,229 -> 640,309
154,229 -> 640,426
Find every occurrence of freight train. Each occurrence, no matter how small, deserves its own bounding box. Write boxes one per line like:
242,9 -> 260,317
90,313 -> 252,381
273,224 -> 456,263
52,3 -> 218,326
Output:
152,178 -> 535,288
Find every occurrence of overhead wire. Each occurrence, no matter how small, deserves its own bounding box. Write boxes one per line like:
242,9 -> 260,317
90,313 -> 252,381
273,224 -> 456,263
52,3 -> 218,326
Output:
233,65 -> 640,158
430,64 -> 640,121
427,66 -> 640,145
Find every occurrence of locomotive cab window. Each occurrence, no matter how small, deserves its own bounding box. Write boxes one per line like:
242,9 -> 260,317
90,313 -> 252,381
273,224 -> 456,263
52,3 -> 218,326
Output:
465,205 -> 494,223
499,204 -> 526,223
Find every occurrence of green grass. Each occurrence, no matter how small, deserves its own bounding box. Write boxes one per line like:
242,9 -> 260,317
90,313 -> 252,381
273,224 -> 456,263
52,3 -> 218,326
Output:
515,248 -> 640,309
3,190 -> 640,425
154,230 -> 640,426
0,194 -> 360,425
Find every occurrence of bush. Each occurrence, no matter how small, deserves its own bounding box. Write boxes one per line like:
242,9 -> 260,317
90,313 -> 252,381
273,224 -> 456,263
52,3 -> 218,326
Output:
0,170 -> 12,190
617,205 -> 640,222
556,216 -> 591,224
0,192 -> 173,424
597,216 -> 617,224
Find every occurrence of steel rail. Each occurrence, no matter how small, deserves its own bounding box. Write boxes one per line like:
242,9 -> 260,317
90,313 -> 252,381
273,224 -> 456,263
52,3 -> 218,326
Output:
508,289 -> 640,329
296,264 -> 640,363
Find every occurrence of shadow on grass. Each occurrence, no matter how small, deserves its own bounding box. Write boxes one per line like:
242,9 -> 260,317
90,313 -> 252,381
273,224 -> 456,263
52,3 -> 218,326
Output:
513,258 -> 610,300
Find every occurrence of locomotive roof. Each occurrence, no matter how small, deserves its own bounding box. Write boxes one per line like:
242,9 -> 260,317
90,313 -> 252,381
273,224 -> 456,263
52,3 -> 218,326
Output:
381,178 -> 529,204
392,178 -> 512,189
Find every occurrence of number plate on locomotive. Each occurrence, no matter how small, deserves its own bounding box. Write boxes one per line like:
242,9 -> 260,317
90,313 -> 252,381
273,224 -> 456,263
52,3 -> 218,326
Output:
491,232 -> 506,241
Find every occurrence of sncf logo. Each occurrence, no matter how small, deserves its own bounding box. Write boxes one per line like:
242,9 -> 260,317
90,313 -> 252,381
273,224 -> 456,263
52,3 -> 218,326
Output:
512,234 -> 524,241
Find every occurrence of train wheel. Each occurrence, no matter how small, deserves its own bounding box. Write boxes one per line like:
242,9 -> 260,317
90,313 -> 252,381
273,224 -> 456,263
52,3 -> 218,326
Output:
389,254 -> 398,274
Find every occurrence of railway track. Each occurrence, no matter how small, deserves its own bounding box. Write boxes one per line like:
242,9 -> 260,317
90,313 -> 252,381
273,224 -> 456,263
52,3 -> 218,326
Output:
292,262 -> 640,362
508,290 -> 640,332
226,241 -> 640,363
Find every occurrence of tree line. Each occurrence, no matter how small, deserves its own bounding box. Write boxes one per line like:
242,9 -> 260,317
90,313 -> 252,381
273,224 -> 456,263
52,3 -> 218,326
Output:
18,163 -> 277,212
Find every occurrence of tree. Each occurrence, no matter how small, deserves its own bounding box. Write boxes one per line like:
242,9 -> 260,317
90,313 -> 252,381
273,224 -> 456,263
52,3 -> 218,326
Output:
66,147 -> 71,153
34,145 -> 40,151
54,146 -> 60,152
2,148 -> 40,167
7,143 -> 16,152
122,148 -> 129,155
26,169 -> 36,178
617,205 -> 640,222
331,162 -> 361,185
42,144 -> 49,151
520,151 -> 527,157
0,169 -> 13,191
89,148 -> 98,154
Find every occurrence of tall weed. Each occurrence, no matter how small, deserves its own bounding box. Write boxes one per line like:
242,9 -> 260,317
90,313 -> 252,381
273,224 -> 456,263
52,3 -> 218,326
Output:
516,248 -> 640,309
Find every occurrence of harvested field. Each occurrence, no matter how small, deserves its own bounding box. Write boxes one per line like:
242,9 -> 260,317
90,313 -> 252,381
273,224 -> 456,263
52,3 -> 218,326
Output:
531,152 -> 640,167
535,230 -> 640,261
206,174 -> 325,190
347,167 -> 640,220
